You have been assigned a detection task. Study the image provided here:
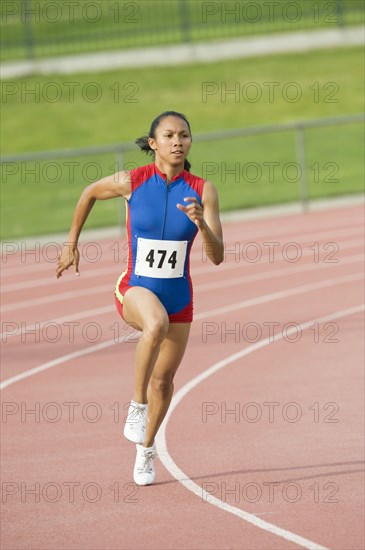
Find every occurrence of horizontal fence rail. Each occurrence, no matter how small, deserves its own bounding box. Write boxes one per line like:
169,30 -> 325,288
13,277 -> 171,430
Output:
1,114 -> 364,226
1,0 -> 364,62
2,113 -> 363,163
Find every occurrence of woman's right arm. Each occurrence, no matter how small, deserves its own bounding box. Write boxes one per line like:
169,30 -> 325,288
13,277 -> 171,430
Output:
56,170 -> 131,278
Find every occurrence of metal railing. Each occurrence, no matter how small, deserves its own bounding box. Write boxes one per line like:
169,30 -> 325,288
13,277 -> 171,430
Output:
1,113 -> 363,234
1,0 -> 364,62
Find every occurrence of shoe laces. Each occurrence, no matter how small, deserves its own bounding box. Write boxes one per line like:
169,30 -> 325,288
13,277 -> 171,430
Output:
128,403 -> 147,424
138,449 -> 157,474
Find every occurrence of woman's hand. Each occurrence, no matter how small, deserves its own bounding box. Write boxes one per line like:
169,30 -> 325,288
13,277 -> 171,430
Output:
176,197 -> 206,230
56,244 -> 80,278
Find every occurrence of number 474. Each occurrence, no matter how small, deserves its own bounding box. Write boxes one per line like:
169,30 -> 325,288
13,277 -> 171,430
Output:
146,249 -> 177,269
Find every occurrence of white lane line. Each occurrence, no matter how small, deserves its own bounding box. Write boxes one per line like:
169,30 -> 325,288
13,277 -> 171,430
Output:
1,222 -> 362,278
0,284 -> 111,313
0,305 -> 113,341
155,304 -> 364,550
194,253 -> 364,292
0,288 -> 362,548
1,247 -> 126,278
1,237 -> 363,312
194,237 -> 363,277
1,226 -> 363,292
1,265 -> 363,341
1,265 -> 118,293
1,272 -> 363,389
194,272 -> 363,320
0,333 -> 134,390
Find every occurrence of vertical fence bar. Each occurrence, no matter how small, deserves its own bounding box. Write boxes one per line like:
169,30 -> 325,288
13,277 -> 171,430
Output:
295,126 -> 309,212
22,0 -> 35,60
179,0 -> 191,43
336,0 -> 345,27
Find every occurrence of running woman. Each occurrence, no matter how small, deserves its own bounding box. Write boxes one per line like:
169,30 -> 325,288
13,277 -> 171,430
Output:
56,111 -> 224,485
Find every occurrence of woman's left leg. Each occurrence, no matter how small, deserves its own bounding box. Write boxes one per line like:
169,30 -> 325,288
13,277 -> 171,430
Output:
143,322 -> 191,447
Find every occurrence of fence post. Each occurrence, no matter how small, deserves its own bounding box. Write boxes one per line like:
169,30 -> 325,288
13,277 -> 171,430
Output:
295,126 -> 309,212
336,0 -> 345,28
179,0 -> 191,43
115,151 -> 125,233
22,0 -> 35,60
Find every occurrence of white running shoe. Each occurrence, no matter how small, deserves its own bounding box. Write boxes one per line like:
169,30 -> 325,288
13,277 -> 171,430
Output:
123,401 -> 148,444
133,444 -> 157,486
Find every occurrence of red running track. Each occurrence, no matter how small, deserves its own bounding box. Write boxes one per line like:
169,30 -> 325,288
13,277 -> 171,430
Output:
1,204 -> 364,550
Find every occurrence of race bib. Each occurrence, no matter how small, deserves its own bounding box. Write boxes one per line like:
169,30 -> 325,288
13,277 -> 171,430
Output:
135,237 -> 187,278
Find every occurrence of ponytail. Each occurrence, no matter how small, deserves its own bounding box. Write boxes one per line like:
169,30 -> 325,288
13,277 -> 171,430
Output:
184,158 -> 191,172
135,135 -> 154,157
135,111 -> 192,172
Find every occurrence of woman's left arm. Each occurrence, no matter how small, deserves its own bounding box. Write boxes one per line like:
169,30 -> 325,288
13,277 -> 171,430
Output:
177,181 -> 224,265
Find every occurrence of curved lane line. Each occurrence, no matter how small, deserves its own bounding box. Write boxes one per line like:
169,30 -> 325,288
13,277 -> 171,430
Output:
155,304 -> 364,550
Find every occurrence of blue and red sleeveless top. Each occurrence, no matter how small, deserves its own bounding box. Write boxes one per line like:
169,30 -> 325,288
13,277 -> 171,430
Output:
116,163 -> 205,315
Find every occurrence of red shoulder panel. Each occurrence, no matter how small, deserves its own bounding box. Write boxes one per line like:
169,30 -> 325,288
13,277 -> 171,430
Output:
129,163 -> 155,193
183,171 -> 205,199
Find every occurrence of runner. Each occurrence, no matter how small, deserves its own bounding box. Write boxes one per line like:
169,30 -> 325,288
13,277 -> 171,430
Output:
56,111 -> 224,485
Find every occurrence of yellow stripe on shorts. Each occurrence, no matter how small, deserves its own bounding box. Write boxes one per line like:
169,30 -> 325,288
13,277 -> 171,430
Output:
115,270 -> 127,304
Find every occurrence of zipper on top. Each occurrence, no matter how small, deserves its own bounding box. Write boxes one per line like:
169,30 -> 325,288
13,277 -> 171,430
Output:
161,181 -> 169,240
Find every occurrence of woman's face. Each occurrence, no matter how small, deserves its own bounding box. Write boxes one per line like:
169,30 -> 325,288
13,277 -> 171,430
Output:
148,116 -> 192,168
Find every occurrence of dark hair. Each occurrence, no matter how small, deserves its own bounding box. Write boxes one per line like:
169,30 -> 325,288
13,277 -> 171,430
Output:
135,111 -> 192,172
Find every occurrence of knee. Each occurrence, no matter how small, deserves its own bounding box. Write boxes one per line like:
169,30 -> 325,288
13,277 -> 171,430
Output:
150,375 -> 174,397
143,315 -> 169,346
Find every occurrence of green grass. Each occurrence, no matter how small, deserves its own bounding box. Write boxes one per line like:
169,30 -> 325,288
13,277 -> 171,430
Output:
2,46 -> 364,153
1,46 -> 364,239
1,0 -> 364,61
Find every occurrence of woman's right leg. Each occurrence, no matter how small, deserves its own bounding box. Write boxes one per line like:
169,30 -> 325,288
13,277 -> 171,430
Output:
120,286 -> 170,484
122,286 -> 169,404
